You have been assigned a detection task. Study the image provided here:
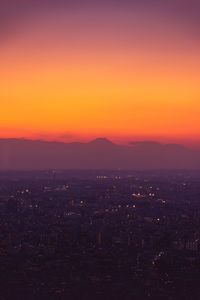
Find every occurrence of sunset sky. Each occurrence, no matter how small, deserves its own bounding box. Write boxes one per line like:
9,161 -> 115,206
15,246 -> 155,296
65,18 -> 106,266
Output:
1,0 -> 200,146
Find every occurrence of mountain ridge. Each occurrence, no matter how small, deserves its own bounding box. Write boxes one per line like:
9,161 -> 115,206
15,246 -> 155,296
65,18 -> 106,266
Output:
0,137 -> 199,170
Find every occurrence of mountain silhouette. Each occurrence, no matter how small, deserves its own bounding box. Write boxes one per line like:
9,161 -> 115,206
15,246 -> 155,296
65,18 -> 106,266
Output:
0,138 -> 199,170
89,138 -> 114,145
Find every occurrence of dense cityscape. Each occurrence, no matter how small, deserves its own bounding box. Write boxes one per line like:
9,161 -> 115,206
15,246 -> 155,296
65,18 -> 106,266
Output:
0,170 -> 200,299
2,0 -> 200,299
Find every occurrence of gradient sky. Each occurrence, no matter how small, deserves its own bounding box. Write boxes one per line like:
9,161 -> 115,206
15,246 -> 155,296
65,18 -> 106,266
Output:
0,0 -> 200,146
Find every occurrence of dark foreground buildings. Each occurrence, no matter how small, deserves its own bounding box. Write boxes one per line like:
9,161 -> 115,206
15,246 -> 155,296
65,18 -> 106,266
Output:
0,170 -> 200,299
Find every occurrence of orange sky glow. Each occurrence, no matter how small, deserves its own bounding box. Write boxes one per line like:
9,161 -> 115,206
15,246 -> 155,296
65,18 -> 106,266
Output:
1,3 -> 200,147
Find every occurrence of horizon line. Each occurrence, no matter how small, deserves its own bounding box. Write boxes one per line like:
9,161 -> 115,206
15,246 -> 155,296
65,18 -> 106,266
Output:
1,136 -> 200,149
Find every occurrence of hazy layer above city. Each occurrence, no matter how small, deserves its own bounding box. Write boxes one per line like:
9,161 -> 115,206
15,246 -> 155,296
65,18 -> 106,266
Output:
0,138 -> 200,170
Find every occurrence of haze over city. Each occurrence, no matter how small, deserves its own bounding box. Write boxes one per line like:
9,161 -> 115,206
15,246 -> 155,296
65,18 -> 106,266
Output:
1,1 -> 200,300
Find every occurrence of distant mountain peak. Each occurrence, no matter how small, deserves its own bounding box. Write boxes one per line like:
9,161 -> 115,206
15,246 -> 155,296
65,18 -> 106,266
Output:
89,137 -> 114,145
